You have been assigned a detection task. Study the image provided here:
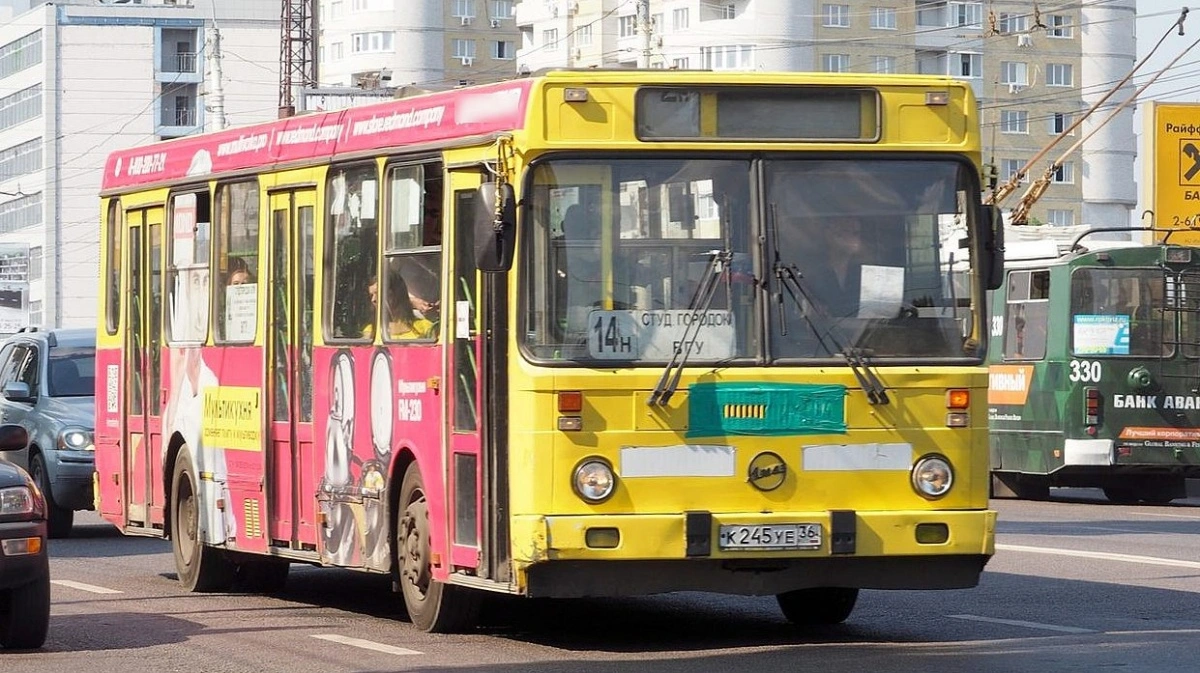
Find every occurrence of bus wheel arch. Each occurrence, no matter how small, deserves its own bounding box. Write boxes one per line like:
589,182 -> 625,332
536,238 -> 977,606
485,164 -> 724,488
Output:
394,461 -> 480,633
169,443 -> 235,592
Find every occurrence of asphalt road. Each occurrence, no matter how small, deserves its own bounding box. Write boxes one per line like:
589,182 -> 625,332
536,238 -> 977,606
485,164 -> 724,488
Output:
4,489 -> 1199,672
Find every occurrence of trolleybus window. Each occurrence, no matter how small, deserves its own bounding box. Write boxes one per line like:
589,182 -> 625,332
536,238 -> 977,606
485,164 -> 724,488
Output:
214,181 -> 260,343
1003,269 -> 1049,360
1071,268 -> 1174,357
105,199 -> 121,335
1180,270 -> 1200,358
382,162 -> 442,342
324,163 -> 379,341
167,190 -> 212,344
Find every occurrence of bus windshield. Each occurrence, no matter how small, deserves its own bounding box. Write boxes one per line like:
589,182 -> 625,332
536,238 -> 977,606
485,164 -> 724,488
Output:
521,157 -> 981,363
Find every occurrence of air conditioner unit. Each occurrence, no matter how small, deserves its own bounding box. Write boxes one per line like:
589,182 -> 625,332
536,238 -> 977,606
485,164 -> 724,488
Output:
1008,82 -> 1023,94
460,16 -> 473,26
1016,33 -> 1033,47
490,19 -> 501,28
461,56 -> 474,66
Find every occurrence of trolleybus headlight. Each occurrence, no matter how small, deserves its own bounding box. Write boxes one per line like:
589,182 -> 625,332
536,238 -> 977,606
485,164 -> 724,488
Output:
573,459 -> 616,503
911,454 -> 954,499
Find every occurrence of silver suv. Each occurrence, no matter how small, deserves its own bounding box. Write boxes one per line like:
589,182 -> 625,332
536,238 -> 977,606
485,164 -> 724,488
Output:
0,327 -> 95,538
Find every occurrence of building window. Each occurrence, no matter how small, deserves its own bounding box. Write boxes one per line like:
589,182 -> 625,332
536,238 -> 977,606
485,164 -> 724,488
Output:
490,0 -> 512,19
956,52 -> 982,78
0,137 -> 41,182
998,12 -> 1027,34
1000,61 -> 1028,85
672,57 -> 690,69
950,2 -> 982,27
823,4 -> 850,27
872,55 -> 895,74
916,50 -> 946,75
351,31 -> 394,53
0,85 -> 41,132
576,24 -> 593,47
453,39 -> 477,59
542,29 -> 559,49
1053,162 -> 1074,184
27,300 -> 41,328
619,15 -> 636,37
1047,209 -> 1074,226
453,0 -> 475,18
1001,110 -> 1028,134
329,0 -> 344,19
1048,14 -> 1073,38
0,192 -> 41,234
28,246 -> 41,281
0,30 -> 41,80
672,8 -> 690,31
351,0 -> 372,10
870,7 -> 896,29
822,54 -> 850,72
1050,112 -> 1075,135
1047,63 -> 1073,87
1001,159 -> 1026,184
700,44 -> 754,70
493,40 -> 513,59
916,0 -> 944,27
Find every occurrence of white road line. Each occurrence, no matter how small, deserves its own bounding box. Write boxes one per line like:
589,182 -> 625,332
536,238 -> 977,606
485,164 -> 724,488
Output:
948,614 -> 1095,634
997,543 -> 1200,570
1137,511 -> 1200,520
50,580 -> 123,594
310,634 -> 421,656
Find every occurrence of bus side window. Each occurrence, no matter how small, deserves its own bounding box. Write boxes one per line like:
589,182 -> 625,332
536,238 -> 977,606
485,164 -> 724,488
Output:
323,163 -> 379,341
1004,269 -> 1049,360
167,190 -> 212,344
214,181 -> 260,343
382,161 -> 442,342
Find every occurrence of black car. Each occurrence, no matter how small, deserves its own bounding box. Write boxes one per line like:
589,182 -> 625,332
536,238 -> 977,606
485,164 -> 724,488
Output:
0,424 -> 49,650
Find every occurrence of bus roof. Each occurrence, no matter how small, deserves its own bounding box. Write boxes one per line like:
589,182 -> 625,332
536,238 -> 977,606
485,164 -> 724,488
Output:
100,70 -> 977,194
101,78 -> 536,193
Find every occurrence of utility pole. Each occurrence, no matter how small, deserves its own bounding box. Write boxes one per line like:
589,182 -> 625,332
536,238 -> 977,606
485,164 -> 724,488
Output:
637,0 -> 653,68
207,26 -> 228,129
279,0 -> 318,118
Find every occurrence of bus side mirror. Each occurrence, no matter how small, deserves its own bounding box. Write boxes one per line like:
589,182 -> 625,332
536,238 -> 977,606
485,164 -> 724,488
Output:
475,182 -> 516,273
983,204 -> 1005,290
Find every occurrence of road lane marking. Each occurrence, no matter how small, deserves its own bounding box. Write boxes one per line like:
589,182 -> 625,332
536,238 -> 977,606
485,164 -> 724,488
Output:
997,543 -> 1200,569
310,634 -> 421,656
51,580 -> 123,594
1137,511 -> 1200,520
948,614 -> 1094,634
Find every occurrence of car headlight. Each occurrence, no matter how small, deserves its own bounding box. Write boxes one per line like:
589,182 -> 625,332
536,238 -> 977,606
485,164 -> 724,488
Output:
58,426 -> 95,451
0,486 -> 36,515
911,454 -> 954,499
572,458 -> 616,503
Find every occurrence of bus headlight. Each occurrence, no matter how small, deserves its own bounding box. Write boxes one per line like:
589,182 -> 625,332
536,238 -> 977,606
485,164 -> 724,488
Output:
911,454 -> 954,499
572,459 -> 616,503
58,427 -> 95,451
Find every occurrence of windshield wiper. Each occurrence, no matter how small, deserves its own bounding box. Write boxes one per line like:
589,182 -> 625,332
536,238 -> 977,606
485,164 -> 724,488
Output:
773,260 -> 890,405
648,249 -> 732,407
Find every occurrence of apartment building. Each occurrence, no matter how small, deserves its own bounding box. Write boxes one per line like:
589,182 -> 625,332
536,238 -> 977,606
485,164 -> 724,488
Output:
514,0 -> 1138,230
317,0 -> 523,89
0,0 -> 279,331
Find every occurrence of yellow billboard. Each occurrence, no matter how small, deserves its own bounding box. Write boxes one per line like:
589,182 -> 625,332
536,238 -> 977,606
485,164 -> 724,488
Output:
201,386 -> 263,451
1144,102 -> 1200,245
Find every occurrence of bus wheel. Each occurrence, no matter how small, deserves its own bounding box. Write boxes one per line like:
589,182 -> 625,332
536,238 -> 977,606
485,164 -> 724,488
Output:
776,587 -> 859,626
171,447 -> 235,592
1102,487 -> 1140,504
396,464 -> 480,633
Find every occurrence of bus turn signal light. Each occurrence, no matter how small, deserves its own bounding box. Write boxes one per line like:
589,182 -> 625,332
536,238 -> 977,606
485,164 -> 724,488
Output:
558,391 -> 583,412
945,389 -> 969,409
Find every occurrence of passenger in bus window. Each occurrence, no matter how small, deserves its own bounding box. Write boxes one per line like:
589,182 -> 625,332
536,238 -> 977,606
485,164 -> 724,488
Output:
803,216 -> 868,317
226,256 -> 255,286
364,272 -> 434,340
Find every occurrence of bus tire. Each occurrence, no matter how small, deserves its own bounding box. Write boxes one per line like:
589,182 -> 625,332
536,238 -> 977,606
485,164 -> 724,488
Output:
171,446 -> 235,592
776,587 -> 859,626
396,463 -> 480,633
1103,487 -> 1141,505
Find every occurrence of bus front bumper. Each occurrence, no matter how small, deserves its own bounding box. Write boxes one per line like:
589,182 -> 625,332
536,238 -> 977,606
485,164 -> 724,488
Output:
511,509 -> 996,598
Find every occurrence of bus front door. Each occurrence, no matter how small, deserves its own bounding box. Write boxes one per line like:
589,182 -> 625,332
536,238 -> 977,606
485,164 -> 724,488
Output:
266,189 -> 318,548
447,171 -> 510,582
124,208 -> 166,529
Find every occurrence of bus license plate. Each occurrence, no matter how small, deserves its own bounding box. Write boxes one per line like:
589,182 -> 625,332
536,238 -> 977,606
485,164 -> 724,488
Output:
718,523 -> 822,551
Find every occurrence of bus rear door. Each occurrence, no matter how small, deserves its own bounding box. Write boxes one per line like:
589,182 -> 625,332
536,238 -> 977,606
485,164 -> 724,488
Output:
124,207 -> 166,529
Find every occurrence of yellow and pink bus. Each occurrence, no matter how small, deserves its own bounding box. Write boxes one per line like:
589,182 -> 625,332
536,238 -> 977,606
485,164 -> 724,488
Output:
95,70 -> 1001,632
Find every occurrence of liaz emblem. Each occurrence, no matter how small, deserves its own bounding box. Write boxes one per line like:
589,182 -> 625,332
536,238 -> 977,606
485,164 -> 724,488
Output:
747,451 -> 787,491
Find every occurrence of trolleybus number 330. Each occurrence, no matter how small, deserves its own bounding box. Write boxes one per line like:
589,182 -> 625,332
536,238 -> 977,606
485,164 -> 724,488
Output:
718,523 -> 823,551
